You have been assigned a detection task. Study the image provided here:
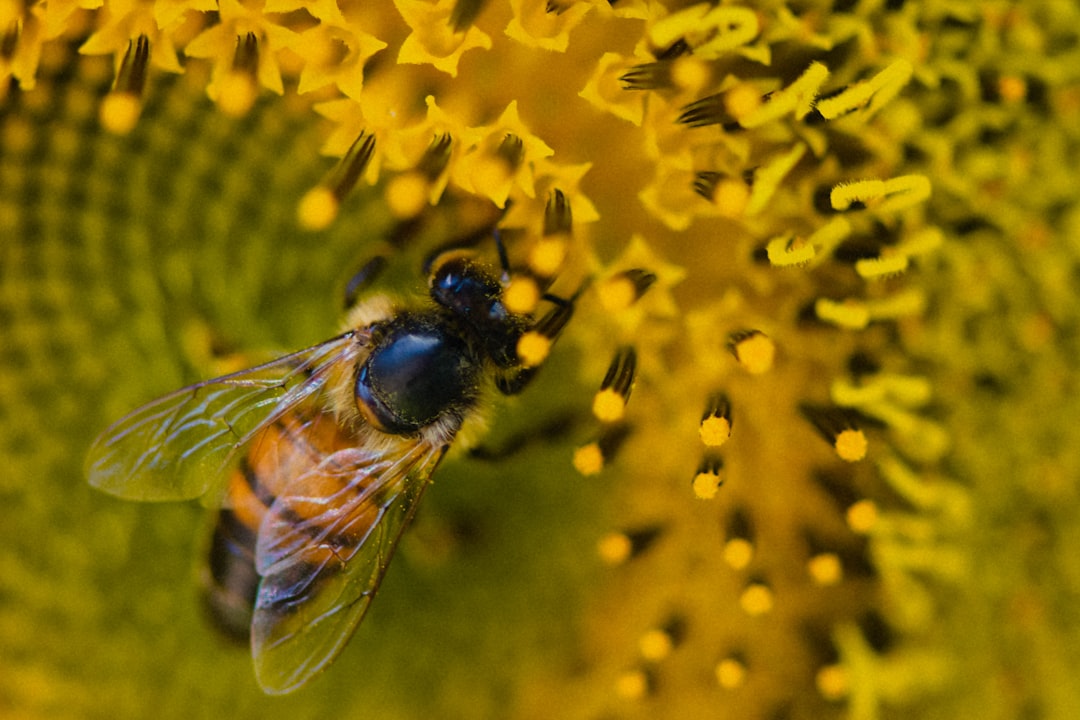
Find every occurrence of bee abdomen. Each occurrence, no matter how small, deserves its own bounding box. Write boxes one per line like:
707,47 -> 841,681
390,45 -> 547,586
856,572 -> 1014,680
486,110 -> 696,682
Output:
202,507 -> 260,643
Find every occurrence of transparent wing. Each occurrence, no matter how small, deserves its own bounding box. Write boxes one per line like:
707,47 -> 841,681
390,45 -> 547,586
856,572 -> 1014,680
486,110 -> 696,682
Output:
251,440 -> 448,695
86,331 -> 367,502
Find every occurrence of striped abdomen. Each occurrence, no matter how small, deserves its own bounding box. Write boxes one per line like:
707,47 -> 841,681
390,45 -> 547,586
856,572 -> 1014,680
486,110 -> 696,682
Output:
200,412 -> 361,641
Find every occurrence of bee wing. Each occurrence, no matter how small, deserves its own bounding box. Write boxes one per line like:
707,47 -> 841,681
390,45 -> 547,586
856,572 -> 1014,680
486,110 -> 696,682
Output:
251,440 -> 448,695
86,331 -> 367,502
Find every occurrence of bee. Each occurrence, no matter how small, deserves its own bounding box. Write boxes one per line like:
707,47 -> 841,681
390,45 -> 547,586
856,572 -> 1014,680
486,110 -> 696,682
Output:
86,246 -> 575,694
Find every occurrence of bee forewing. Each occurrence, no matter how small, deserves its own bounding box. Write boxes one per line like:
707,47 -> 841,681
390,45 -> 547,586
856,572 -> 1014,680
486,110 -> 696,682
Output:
251,441 -> 446,695
85,332 -> 364,503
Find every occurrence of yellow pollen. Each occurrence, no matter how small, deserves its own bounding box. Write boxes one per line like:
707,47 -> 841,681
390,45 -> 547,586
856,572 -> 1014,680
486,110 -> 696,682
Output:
592,388 -> 626,423
739,583 -> 774,616
998,75 -> 1027,103
722,538 -> 753,570
733,333 -> 775,374
724,81 -> 763,121
503,276 -> 540,314
596,532 -> 632,565
614,670 -> 648,700
598,276 -> 636,312
516,331 -> 551,368
217,70 -> 258,117
807,553 -> 843,586
297,186 -> 340,231
100,92 -> 141,135
846,499 -> 879,534
573,443 -> 604,476
715,658 -> 747,689
529,237 -> 567,277
834,429 -> 868,462
385,172 -> 430,219
692,471 -> 722,499
816,664 -> 849,700
638,629 -> 673,661
712,177 -> 751,218
671,56 -> 709,93
699,416 -> 731,447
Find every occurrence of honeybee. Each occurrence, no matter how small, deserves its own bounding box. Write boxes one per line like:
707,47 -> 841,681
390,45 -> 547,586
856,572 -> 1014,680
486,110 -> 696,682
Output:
86,249 -> 574,694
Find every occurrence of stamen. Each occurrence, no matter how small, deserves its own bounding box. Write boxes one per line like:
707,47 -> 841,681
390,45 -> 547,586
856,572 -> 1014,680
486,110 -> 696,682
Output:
450,0 -> 489,32
593,347 -> 637,423
699,392 -> 732,447
543,188 -> 572,237
528,237 -> 567,277
613,668 -> 652,700
597,268 -> 656,312
416,133 -> 454,181
297,131 -> 376,230
799,404 -> 868,462
691,172 -> 752,216
101,35 -> 150,135
620,61 -> 672,91
722,507 -> 754,570
496,133 -> 525,169
596,525 -> 663,565
715,653 -> 748,689
503,275 -> 541,314
738,578 -> 773,616
573,424 -> 630,476
638,617 -> 684,662
677,93 -> 736,128
728,330 -> 775,375
692,454 -> 724,499
218,32 -> 260,117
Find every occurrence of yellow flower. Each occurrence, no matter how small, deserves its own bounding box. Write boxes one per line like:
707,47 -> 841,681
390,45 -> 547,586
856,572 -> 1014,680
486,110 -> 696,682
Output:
4,1 -> 1080,719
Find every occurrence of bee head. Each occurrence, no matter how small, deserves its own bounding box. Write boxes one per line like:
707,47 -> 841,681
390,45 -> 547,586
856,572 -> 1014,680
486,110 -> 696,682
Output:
429,253 -> 527,369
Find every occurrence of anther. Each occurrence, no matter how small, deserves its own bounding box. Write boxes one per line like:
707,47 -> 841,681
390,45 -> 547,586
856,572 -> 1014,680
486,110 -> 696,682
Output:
739,577 -> 773,616
217,32 -> 260,117
2,20 -> 20,60
496,133 -> 525,169
415,133 -> 453,181
101,35 -> 150,135
450,0 -> 489,31
699,392 -> 732,447
528,238 -> 567,278
722,507 -> 754,570
593,347 -> 637,423
799,404 -> 868,462
597,269 -> 656,312
638,616 -> 685,662
596,525 -> 663,565
503,275 -> 541,314
614,668 -> 652,700
620,61 -> 673,91
677,93 -> 736,128
715,653 -> 748,689
573,424 -> 630,477
805,536 -> 844,587
298,131 -> 376,230
543,188 -> 573,237
692,454 -> 724,499
728,330 -> 775,375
